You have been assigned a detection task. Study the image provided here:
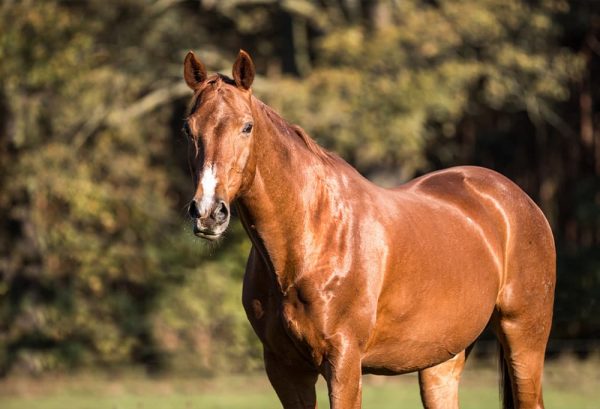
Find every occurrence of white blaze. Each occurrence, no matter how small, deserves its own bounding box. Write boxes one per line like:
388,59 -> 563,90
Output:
200,164 -> 217,215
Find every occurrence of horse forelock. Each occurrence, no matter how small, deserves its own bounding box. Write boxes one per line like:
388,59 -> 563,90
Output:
187,74 -> 236,116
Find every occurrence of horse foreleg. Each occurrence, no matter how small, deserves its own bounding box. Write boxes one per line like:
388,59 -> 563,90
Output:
264,348 -> 319,409
418,349 -> 469,409
323,343 -> 362,409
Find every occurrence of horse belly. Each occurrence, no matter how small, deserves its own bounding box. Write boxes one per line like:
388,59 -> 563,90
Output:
362,228 -> 500,374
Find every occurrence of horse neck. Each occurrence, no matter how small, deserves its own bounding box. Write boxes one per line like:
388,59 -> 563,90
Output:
238,99 -> 341,290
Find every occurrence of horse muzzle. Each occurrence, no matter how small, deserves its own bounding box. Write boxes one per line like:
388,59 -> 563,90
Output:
188,198 -> 230,240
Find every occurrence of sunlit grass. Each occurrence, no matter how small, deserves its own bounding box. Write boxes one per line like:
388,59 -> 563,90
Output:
1,355 -> 598,409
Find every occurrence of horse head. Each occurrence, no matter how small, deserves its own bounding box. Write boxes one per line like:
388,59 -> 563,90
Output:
182,50 -> 257,240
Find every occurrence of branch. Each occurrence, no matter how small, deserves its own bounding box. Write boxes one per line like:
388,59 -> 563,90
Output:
106,82 -> 190,127
72,82 -> 190,151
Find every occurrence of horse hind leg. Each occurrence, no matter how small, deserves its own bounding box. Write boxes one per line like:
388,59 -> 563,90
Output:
493,305 -> 552,409
418,347 -> 472,409
493,262 -> 555,409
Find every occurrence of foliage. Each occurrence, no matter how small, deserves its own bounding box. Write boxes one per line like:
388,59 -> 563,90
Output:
263,0 -> 582,178
0,0 -> 256,375
0,0 -> 599,376
151,223 -> 261,374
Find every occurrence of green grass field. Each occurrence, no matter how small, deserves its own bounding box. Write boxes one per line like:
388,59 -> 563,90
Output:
1,356 -> 598,409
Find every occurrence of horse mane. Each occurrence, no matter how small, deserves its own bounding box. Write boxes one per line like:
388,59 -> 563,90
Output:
255,99 -> 337,165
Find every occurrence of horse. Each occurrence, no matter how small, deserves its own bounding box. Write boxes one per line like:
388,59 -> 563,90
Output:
181,49 -> 556,409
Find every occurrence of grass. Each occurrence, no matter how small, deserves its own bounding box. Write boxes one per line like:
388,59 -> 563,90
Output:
1,355 -> 598,409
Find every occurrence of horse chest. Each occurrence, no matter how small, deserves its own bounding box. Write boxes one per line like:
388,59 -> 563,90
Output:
241,233 -> 376,368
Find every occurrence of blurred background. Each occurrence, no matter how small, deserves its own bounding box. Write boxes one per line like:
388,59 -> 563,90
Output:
0,0 -> 599,407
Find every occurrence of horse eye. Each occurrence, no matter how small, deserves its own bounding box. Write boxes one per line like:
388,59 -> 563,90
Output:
242,123 -> 253,134
182,121 -> 191,137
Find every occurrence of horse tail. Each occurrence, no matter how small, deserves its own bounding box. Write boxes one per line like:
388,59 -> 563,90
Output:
498,342 -> 514,409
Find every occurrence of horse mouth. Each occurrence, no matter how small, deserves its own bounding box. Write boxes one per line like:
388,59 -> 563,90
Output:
193,229 -> 221,241
192,222 -> 224,241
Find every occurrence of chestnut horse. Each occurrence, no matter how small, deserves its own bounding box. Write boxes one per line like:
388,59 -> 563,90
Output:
181,50 -> 555,409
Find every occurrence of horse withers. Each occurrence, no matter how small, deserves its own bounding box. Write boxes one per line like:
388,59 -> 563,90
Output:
181,50 -> 555,409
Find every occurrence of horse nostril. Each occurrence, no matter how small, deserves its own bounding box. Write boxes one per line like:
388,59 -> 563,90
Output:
188,200 -> 201,219
211,200 -> 229,224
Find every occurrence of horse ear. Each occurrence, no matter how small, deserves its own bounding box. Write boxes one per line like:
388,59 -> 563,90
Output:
232,49 -> 255,90
184,51 -> 207,90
